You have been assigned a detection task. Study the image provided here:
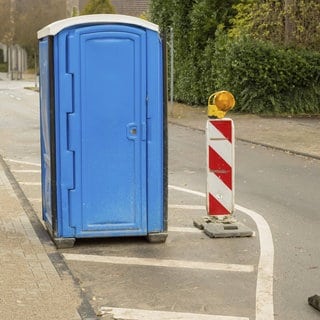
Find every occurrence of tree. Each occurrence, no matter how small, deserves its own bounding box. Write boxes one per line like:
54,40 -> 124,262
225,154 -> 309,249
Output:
151,0 -> 239,104
81,0 -> 115,15
12,0 -> 66,66
15,1 -> 65,44
284,0 -> 295,45
0,0 -> 67,67
0,0 -> 14,45
230,0 -> 320,50
149,0 -> 320,111
149,0 -> 172,34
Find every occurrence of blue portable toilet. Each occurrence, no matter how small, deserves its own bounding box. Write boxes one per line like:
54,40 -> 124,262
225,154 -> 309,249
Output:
38,15 -> 167,248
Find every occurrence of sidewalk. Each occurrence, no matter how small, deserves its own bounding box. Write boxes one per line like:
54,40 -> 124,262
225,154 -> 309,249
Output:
0,159 -> 82,320
168,102 -> 320,160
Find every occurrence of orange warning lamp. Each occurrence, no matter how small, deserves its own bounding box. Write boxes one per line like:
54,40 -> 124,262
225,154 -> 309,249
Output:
207,91 -> 235,118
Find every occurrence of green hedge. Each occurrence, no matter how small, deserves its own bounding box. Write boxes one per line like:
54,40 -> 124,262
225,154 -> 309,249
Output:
210,35 -> 320,114
150,0 -> 320,115
175,33 -> 320,115
0,63 -> 7,72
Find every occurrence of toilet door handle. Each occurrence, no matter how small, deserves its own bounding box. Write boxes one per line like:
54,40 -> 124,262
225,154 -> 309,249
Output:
127,123 -> 138,140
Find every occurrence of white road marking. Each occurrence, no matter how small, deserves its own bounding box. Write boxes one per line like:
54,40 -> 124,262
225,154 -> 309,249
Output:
99,307 -> 249,320
28,198 -> 42,202
169,204 -> 206,210
19,182 -> 41,186
169,185 -> 206,198
168,185 -> 274,320
235,205 -> 274,320
63,253 -> 254,273
4,158 -> 41,167
11,169 -> 41,173
169,226 -> 201,233
0,170 -> 11,188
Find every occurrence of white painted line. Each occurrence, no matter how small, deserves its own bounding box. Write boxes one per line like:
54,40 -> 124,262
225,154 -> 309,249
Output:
235,204 -> 274,320
28,198 -> 42,202
169,204 -> 206,210
11,169 -> 41,173
169,185 -> 206,198
100,307 -> 249,320
169,226 -> 201,233
19,182 -> 41,186
0,170 -> 11,188
4,158 -> 41,167
169,185 -> 274,320
63,253 -> 254,273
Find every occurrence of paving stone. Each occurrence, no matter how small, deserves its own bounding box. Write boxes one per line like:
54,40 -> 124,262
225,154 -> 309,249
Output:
0,164 -> 82,320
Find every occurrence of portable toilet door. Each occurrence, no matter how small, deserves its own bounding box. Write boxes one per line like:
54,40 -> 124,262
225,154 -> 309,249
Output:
38,15 -> 167,247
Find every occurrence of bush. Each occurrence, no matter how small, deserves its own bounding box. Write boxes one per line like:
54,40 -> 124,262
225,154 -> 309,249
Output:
150,0 -> 320,115
0,63 -> 7,72
212,34 -> 320,114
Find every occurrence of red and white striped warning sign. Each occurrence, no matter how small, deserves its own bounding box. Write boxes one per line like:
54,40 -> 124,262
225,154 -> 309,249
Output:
206,119 -> 234,216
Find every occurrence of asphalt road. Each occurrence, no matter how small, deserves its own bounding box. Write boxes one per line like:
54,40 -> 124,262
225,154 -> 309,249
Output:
236,139 -> 320,319
0,80 -> 320,319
